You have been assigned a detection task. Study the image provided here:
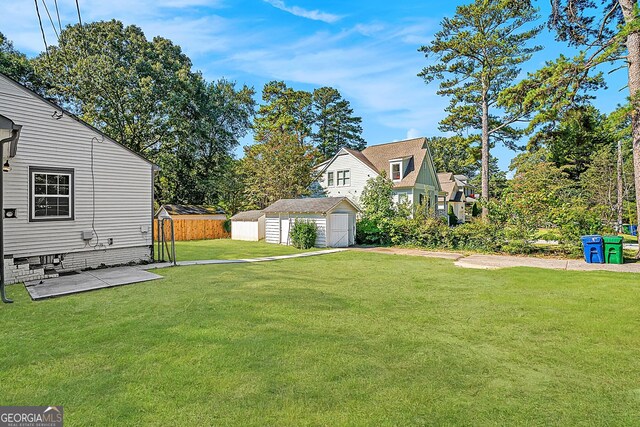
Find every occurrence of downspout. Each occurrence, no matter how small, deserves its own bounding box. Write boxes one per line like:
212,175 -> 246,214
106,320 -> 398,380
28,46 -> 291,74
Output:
0,147 -> 8,303
150,167 -> 155,261
0,135 -> 16,304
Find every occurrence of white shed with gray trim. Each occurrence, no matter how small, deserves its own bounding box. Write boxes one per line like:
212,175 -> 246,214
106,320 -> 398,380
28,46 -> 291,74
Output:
230,210 -> 265,241
263,197 -> 359,248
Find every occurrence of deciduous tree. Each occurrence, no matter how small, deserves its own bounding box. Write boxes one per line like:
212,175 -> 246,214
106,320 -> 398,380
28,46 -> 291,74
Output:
503,0 -> 640,254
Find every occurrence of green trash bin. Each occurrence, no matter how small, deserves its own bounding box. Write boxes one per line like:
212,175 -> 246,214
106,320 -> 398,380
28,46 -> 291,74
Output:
603,236 -> 624,264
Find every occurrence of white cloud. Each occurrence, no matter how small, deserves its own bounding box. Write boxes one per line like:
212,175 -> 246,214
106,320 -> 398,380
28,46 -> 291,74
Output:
263,0 -> 343,23
406,128 -> 421,139
227,20 -> 443,143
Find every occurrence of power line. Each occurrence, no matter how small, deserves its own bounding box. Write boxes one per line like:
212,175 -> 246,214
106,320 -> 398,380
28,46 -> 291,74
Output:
75,0 -> 83,27
53,0 -> 62,34
33,0 -> 50,57
40,0 -> 60,40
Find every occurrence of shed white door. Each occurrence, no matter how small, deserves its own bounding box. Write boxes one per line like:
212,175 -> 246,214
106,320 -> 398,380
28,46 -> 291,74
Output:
329,214 -> 349,247
280,218 -> 290,245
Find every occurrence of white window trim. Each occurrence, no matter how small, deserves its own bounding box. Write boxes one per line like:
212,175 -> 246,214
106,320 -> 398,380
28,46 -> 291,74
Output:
390,161 -> 402,182
30,167 -> 74,221
336,169 -> 351,187
327,171 -> 335,187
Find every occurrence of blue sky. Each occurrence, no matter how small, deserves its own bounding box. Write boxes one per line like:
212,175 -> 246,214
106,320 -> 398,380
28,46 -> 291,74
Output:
0,0 -> 629,171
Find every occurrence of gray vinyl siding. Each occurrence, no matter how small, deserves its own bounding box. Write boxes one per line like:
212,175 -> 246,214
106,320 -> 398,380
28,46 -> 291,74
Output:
0,76 -> 153,260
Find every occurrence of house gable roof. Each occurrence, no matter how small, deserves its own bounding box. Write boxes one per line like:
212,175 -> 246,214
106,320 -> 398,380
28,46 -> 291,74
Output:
0,72 -> 157,169
263,197 -> 359,214
361,138 -> 430,188
316,138 -> 440,190
437,171 -> 465,201
316,147 -> 379,176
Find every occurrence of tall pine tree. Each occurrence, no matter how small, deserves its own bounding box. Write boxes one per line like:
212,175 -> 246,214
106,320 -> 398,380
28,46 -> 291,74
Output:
312,87 -> 366,159
419,0 -> 542,218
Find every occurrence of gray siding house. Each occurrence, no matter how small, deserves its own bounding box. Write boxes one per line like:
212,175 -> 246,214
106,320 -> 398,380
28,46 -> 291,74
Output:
0,73 -> 155,284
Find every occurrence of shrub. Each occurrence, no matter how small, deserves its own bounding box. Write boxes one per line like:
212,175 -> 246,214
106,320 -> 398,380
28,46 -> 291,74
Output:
356,218 -> 389,245
452,221 -> 504,252
472,202 -> 481,217
553,205 -> 607,245
289,219 -> 318,249
448,205 -> 458,226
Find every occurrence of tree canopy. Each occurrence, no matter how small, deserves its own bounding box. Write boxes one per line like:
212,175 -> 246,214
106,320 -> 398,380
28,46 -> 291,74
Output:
312,87 -> 366,159
419,0 -> 542,217
30,20 -> 255,206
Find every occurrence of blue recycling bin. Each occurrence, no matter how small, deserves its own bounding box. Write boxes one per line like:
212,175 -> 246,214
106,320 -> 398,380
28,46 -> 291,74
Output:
630,225 -> 638,237
581,235 -> 604,264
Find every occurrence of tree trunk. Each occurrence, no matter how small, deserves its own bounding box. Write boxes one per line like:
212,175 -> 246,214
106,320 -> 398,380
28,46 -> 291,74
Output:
617,139 -> 624,232
622,0 -> 640,256
481,95 -> 490,219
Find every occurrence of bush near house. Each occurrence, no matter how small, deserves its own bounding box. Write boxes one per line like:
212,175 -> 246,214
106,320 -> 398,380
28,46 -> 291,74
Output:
448,204 -> 458,226
356,167 -> 610,256
290,219 -> 318,249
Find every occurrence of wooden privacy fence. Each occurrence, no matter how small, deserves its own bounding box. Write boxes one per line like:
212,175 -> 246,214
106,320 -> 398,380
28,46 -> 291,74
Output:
154,219 -> 230,241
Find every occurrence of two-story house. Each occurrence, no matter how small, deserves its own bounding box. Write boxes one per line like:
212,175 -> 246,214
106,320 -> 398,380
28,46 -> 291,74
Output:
315,137 -> 446,212
437,172 -> 479,223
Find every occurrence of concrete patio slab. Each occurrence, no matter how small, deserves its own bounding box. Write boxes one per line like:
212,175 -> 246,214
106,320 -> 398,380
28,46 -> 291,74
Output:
24,266 -> 163,300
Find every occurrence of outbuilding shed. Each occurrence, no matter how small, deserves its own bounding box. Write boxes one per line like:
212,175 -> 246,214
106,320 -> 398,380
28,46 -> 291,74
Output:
263,197 -> 359,248
230,210 -> 265,241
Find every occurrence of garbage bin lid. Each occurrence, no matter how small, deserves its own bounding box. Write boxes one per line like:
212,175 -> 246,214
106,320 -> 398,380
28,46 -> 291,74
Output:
581,235 -> 602,243
603,235 -> 624,244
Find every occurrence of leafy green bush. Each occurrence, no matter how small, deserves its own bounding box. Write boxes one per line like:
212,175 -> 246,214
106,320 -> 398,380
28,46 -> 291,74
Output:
452,221 -> 504,252
356,218 -> 389,245
448,205 -> 458,226
472,202 -> 481,217
289,219 -> 318,249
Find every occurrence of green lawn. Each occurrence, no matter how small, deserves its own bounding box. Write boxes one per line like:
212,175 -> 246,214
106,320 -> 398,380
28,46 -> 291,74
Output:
2,251 -> 640,425
161,239 -> 316,261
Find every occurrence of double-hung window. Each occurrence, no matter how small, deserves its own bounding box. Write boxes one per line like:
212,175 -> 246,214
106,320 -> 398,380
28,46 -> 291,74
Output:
391,162 -> 402,181
337,170 -> 350,186
327,171 -> 334,187
30,167 -> 74,221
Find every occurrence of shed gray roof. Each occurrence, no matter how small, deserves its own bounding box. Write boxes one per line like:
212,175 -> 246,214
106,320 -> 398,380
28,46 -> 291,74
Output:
263,197 -> 359,214
230,210 -> 264,221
